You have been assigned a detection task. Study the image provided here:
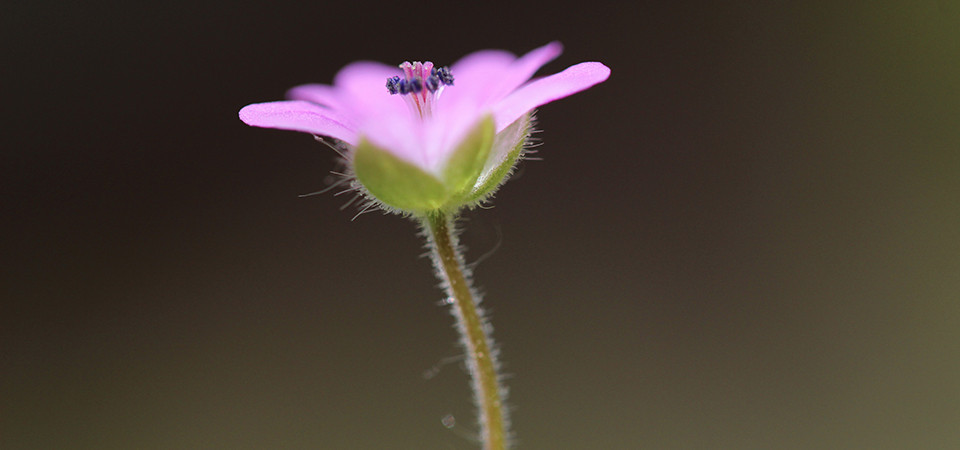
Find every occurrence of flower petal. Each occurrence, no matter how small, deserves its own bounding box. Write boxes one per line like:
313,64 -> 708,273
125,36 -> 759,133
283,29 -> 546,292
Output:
334,60 -> 400,85
442,42 -> 563,110
286,83 -> 344,109
333,61 -> 405,119
493,62 -> 611,131
451,49 -> 517,81
358,113 -> 425,168
239,100 -> 358,145
443,49 -> 518,108
489,41 -> 563,102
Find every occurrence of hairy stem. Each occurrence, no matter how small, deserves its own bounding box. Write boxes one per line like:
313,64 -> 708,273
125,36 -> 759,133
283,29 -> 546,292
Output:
423,211 -> 508,450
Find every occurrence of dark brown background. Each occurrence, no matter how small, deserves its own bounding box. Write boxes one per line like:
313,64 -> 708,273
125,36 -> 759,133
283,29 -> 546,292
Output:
3,1 -> 958,448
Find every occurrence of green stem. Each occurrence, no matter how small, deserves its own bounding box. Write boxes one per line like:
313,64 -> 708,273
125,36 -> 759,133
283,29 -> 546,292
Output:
423,211 -> 508,450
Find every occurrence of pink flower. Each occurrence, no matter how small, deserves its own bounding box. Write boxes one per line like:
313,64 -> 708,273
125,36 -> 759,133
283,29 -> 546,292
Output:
239,42 -> 610,214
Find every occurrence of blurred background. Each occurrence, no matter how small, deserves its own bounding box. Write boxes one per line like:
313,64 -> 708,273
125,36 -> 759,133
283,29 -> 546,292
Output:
2,1 -> 958,448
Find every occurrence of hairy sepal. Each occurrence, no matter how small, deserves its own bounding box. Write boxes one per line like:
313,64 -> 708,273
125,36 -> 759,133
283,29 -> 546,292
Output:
442,115 -> 495,197
459,114 -> 531,206
353,139 -> 449,213
353,115 -> 526,215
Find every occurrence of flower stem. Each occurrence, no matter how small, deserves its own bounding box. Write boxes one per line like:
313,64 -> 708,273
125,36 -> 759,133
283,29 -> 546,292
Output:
423,211 -> 508,450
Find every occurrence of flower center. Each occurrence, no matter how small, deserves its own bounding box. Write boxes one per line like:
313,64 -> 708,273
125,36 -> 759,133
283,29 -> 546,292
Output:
385,61 -> 454,118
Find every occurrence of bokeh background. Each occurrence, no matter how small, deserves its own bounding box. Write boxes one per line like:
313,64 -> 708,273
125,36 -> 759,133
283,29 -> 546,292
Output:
3,1 -> 959,448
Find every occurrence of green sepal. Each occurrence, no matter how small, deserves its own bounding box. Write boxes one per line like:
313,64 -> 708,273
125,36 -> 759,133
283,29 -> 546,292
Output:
353,139 -> 449,213
442,115 -> 495,196
458,115 -> 530,205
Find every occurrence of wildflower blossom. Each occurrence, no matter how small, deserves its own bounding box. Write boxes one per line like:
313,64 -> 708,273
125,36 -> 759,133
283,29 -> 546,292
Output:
239,42 -> 609,214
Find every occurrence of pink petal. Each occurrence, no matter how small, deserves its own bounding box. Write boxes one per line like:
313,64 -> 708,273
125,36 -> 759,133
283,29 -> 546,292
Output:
488,41 -> 564,102
450,49 -> 517,82
333,60 -> 400,90
424,103 -> 487,171
493,62 -> 611,131
360,106 -> 484,174
443,49 -> 518,107
286,83 -> 343,109
359,113 -> 427,168
239,100 -> 358,145
332,61 -> 405,119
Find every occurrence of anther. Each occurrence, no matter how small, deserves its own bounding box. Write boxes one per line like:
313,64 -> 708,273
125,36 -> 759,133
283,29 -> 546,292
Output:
386,61 -> 455,118
386,76 -> 401,95
432,66 -> 454,86
405,78 -> 423,94
385,63 -> 454,96
424,76 -> 440,92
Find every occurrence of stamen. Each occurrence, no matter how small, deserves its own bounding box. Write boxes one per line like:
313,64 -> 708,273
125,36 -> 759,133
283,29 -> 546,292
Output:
385,61 -> 454,118
432,66 -> 454,86
386,76 -> 400,95
424,76 -> 439,92
386,76 -> 425,95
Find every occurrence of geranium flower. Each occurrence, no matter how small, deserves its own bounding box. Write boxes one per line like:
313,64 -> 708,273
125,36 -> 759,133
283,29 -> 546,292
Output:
239,42 -> 610,214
